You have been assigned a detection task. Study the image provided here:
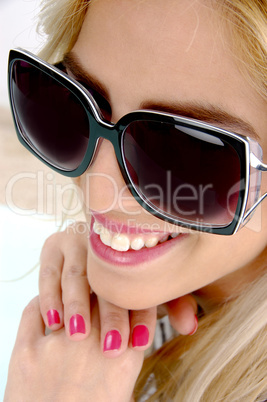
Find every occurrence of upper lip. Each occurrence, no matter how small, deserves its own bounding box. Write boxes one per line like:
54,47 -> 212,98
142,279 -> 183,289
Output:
90,210 -> 189,236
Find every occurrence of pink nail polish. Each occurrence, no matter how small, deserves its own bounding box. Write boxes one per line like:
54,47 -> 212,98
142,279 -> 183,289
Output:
69,314 -> 86,335
132,325 -> 149,347
189,315 -> 198,336
47,309 -> 60,326
103,330 -> 122,352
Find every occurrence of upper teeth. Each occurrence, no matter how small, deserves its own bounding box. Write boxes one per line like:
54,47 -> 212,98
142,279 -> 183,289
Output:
93,222 -> 179,252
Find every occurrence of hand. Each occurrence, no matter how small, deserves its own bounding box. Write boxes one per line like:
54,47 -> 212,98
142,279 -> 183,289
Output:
4,296 -> 143,402
39,223 -> 157,356
39,223 -> 198,356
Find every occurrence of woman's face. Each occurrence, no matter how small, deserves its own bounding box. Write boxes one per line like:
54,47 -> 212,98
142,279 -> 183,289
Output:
71,0 -> 267,310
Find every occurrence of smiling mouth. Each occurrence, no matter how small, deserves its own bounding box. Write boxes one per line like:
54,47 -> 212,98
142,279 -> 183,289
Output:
92,221 -> 181,252
89,215 -> 188,266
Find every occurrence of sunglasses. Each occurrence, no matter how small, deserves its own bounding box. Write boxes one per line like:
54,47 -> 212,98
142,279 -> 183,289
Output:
8,48 -> 267,235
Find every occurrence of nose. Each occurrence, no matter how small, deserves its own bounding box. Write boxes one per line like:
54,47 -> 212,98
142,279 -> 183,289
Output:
77,121 -> 142,216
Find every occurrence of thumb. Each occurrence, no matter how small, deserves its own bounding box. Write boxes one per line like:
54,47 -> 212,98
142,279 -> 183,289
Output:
166,294 -> 198,335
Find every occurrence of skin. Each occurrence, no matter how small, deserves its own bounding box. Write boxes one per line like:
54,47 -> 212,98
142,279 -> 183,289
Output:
71,0 -> 267,310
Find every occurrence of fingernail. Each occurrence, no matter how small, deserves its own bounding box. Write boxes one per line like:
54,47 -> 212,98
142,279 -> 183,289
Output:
189,315 -> 198,336
47,309 -> 60,326
132,325 -> 149,347
69,314 -> 86,335
103,330 -> 122,352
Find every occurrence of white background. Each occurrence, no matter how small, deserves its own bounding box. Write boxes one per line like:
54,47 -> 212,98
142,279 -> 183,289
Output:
0,0 -> 42,107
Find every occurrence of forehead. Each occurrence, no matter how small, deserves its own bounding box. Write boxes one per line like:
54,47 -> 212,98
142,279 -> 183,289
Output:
73,0 -> 267,148
74,0 -> 242,104
76,0 -> 226,90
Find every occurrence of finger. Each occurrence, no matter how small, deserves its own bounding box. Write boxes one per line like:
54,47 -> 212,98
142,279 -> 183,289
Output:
167,294 -> 198,335
15,296 -> 45,346
39,234 -> 64,330
129,306 -> 157,350
98,296 -> 130,358
61,243 -> 91,341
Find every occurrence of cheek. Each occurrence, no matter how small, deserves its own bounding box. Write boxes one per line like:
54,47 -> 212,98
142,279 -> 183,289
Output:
199,224 -> 267,277
73,173 -> 118,213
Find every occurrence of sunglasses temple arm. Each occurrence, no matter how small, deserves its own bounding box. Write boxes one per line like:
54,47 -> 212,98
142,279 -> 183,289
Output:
243,192 -> 267,222
242,153 -> 267,222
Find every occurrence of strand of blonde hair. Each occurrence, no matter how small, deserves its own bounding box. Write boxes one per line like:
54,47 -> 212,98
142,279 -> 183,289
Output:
135,271 -> 267,401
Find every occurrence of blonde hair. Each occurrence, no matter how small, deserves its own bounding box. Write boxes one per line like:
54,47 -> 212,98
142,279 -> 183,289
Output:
37,0 -> 267,400
135,270 -> 267,401
38,0 -> 88,62
218,0 -> 267,100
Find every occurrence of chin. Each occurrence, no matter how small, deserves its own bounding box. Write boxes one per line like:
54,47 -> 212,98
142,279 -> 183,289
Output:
88,274 -> 163,310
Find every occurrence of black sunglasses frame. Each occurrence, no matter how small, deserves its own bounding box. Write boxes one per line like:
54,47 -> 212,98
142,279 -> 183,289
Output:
8,48 -> 255,235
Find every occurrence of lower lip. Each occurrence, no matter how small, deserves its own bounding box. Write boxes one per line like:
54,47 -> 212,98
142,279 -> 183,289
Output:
89,217 -> 188,267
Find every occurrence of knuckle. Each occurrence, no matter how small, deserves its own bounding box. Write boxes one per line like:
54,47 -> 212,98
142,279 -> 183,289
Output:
64,264 -> 86,278
102,311 -> 124,327
65,300 -> 84,313
39,293 -> 57,309
133,308 -> 155,322
40,264 -> 60,278
22,298 -> 39,319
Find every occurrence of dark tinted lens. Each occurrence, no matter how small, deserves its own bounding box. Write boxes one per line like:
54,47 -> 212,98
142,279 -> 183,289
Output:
11,60 -> 89,171
123,120 -> 241,226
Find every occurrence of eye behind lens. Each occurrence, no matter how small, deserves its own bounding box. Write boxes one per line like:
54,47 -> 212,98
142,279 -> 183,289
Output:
123,120 -> 241,227
11,60 -> 90,171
